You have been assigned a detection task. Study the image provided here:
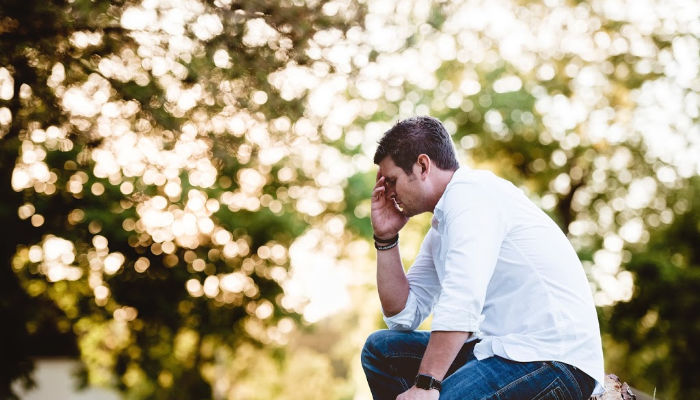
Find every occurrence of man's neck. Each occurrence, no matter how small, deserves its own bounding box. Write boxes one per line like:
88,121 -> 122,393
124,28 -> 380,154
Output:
428,167 -> 457,212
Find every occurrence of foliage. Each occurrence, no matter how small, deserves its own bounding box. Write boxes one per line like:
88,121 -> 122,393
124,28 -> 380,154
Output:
1,0 -> 364,398
602,176 -> 700,399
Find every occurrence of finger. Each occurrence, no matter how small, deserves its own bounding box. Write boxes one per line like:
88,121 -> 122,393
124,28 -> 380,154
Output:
372,185 -> 385,200
373,176 -> 385,189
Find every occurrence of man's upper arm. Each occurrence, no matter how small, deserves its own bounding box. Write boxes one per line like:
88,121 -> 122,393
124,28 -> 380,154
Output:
430,182 -> 507,332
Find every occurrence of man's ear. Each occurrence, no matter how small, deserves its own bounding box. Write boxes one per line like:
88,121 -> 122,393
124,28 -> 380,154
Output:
416,154 -> 430,178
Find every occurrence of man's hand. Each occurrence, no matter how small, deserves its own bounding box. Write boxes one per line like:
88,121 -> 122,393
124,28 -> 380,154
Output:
396,386 -> 440,400
371,172 -> 409,238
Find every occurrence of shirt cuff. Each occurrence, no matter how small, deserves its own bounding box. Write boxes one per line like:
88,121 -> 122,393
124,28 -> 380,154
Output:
383,290 -> 421,331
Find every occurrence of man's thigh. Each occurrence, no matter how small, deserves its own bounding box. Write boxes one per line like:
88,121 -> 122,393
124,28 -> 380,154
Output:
441,356 -> 586,400
362,330 -> 478,384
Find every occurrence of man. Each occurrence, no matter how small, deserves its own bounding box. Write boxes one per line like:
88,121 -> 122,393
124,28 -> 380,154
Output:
361,116 -> 604,400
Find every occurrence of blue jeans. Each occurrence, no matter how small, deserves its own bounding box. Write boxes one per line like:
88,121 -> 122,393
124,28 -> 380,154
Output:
361,330 -> 595,400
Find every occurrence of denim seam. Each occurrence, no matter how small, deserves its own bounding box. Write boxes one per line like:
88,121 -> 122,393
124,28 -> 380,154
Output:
551,361 -> 582,398
484,363 -> 549,400
533,382 -> 564,400
386,353 -> 424,359
397,375 -> 410,391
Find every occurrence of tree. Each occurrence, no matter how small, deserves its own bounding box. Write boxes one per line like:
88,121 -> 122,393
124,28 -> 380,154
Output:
1,0 -> 364,398
602,176 -> 700,399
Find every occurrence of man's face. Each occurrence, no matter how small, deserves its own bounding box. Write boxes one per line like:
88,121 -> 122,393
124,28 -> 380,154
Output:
377,156 -> 423,217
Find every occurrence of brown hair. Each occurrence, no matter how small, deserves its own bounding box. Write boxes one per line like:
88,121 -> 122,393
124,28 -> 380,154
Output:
374,116 -> 459,174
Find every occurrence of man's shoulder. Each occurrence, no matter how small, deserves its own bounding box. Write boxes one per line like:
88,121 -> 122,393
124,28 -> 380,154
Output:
451,168 -> 505,186
433,171 -> 503,221
443,168 -> 507,200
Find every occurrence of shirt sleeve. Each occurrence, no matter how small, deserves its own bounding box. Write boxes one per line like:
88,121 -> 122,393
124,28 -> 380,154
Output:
430,182 -> 507,332
383,229 -> 441,331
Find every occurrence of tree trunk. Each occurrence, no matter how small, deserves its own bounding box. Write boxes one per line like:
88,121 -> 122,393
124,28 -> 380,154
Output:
591,374 -> 638,400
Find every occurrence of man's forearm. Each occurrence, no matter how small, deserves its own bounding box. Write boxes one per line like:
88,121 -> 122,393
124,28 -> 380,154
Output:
419,331 -> 472,380
376,245 -> 410,316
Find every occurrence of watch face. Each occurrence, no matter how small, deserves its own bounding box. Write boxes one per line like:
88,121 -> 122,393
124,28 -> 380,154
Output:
415,374 -> 432,389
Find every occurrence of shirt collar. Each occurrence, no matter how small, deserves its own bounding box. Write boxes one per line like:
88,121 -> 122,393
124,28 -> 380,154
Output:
432,166 -> 468,230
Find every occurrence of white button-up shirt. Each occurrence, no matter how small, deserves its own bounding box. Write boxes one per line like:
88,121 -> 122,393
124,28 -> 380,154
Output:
383,167 -> 605,395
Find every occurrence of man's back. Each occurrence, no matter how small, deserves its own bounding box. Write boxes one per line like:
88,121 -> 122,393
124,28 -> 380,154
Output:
446,169 -> 604,390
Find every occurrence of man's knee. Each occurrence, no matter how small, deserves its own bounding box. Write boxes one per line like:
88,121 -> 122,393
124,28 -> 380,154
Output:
362,329 -> 426,366
362,329 -> 391,363
363,329 -> 410,368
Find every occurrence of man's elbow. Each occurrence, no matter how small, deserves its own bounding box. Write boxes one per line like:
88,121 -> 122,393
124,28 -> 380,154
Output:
381,292 -> 409,317
383,307 -> 402,317
382,300 -> 408,317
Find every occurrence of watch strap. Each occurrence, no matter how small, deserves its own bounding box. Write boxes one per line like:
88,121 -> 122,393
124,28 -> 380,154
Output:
414,374 -> 442,392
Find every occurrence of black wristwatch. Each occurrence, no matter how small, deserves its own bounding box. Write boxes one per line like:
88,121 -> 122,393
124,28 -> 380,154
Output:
415,374 -> 442,392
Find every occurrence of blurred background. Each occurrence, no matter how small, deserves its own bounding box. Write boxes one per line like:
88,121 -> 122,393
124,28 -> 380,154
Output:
1,0 -> 698,399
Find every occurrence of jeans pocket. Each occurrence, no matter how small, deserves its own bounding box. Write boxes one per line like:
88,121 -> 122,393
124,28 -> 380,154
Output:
532,377 -> 568,400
